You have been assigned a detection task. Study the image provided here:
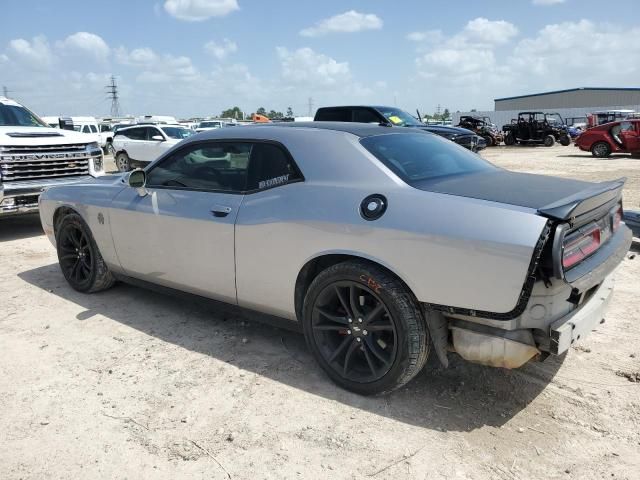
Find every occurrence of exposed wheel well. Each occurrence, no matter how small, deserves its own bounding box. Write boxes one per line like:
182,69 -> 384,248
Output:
294,254 -> 414,321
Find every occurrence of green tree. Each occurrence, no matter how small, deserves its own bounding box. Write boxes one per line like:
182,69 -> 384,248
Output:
442,108 -> 451,120
268,110 -> 284,120
221,106 -> 243,119
286,107 -> 294,117
256,107 -> 267,116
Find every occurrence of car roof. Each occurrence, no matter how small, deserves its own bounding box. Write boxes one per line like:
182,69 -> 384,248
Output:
190,122 -> 432,140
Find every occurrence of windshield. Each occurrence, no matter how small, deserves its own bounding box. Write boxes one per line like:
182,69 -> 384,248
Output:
161,126 -> 194,139
377,107 -> 423,127
360,132 -> 494,184
0,101 -> 47,127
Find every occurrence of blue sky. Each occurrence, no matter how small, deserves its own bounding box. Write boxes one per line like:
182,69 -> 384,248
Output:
1,0 -> 639,118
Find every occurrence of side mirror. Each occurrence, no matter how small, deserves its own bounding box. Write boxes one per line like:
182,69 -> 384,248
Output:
151,135 -> 164,141
128,169 -> 148,196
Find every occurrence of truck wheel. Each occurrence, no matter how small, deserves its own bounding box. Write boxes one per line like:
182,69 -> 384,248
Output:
559,135 -> 571,146
302,260 -> 429,395
55,213 -> 116,293
482,135 -> 494,147
504,133 -> 515,146
591,142 -> 611,158
544,135 -> 555,147
115,152 -> 131,172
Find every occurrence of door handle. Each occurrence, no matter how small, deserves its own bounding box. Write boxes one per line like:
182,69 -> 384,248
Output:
211,205 -> 232,217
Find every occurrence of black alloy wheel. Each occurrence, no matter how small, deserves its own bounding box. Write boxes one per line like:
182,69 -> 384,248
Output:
303,260 -> 429,395
310,281 -> 398,384
58,221 -> 94,290
55,213 -> 116,293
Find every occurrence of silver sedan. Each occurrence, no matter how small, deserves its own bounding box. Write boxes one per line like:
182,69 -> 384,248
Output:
38,123 -> 632,395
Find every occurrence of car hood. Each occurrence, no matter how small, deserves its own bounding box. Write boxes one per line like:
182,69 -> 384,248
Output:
420,125 -> 475,136
412,170 -> 596,211
0,126 -> 95,145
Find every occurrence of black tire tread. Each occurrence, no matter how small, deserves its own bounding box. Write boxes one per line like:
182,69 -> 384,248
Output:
303,260 -> 429,395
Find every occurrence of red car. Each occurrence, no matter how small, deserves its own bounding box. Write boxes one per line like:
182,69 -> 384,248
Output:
575,119 -> 640,158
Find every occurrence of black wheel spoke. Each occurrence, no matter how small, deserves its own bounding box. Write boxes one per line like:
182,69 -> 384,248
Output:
59,223 -> 94,287
60,253 -> 78,262
364,303 -> 384,325
313,324 -> 347,332
334,286 -> 351,318
328,336 -> 351,363
349,285 -> 363,320
365,323 -> 393,332
365,336 -> 392,368
342,340 -> 359,376
362,344 -> 378,377
316,306 -> 348,325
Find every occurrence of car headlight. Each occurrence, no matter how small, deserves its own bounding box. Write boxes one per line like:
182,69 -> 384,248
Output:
86,142 -> 100,150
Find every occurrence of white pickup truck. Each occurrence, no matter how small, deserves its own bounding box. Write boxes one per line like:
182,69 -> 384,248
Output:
0,97 -> 104,217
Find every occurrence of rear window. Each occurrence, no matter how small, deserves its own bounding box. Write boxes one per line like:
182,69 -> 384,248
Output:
360,133 -> 494,184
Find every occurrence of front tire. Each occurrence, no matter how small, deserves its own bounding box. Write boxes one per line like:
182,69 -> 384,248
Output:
544,135 -> 555,147
56,213 -> 115,293
591,142 -> 611,158
504,133 -> 515,146
115,152 -> 131,172
482,135 -> 494,147
302,260 -> 429,395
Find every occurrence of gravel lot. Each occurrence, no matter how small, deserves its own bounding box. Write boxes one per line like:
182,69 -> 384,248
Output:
1,145 -> 639,480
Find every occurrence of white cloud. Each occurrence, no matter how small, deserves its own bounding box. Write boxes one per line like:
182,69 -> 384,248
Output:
276,47 -> 350,87
115,46 -> 198,82
300,10 -> 383,37
406,30 -> 443,43
533,0 -> 565,5
7,35 -> 53,69
461,18 -> 518,45
204,38 -> 238,60
56,32 -> 110,61
163,0 -> 238,21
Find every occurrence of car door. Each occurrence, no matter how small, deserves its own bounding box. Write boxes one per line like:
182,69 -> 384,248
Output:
109,141 -> 252,303
619,121 -> 640,151
234,142 -> 305,317
121,127 -> 146,160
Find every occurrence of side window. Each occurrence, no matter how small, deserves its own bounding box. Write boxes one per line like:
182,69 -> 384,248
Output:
353,108 -> 381,123
247,143 -> 302,191
90,125 -> 98,133
145,127 -> 161,140
316,108 -> 352,122
146,142 -> 251,192
620,122 -> 634,132
81,125 -> 91,133
124,128 -> 145,140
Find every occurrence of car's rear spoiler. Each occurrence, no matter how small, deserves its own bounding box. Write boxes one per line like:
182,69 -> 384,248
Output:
537,177 -> 625,222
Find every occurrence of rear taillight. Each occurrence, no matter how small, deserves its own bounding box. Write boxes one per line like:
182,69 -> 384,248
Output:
562,224 -> 601,269
612,205 -> 622,232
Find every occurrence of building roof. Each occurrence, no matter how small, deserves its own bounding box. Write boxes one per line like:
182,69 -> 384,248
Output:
495,87 -> 640,103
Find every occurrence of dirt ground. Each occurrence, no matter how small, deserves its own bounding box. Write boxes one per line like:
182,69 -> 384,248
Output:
1,145 -> 639,480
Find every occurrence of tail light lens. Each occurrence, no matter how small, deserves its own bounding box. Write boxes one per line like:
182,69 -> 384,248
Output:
612,205 -> 622,232
562,224 -> 601,269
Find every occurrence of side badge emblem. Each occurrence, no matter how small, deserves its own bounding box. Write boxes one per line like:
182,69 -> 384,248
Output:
97,213 -> 105,225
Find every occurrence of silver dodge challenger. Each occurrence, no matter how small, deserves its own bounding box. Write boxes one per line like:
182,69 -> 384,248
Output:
38,123 -> 633,395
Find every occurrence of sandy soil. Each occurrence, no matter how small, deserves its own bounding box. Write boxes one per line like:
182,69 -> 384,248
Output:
1,146 -> 639,480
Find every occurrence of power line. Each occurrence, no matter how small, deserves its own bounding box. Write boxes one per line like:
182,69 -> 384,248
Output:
105,75 -> 121,117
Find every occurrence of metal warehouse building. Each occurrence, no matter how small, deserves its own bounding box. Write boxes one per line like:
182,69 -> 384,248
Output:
453,87 -> 640,129
494,87 -> 640,111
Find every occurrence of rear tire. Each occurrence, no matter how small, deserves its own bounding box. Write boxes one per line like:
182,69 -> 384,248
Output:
115,152 -> 131,172
55,213 -> 115,293
559,135 -> 571,146
504,133 -> 515,146
591,142 -> 611,158
544,135 -> 555,147
302,260 -> 429,395
482,135 -> 494,147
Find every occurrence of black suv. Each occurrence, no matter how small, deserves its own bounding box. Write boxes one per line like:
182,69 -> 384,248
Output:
314,106 -> 486,152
